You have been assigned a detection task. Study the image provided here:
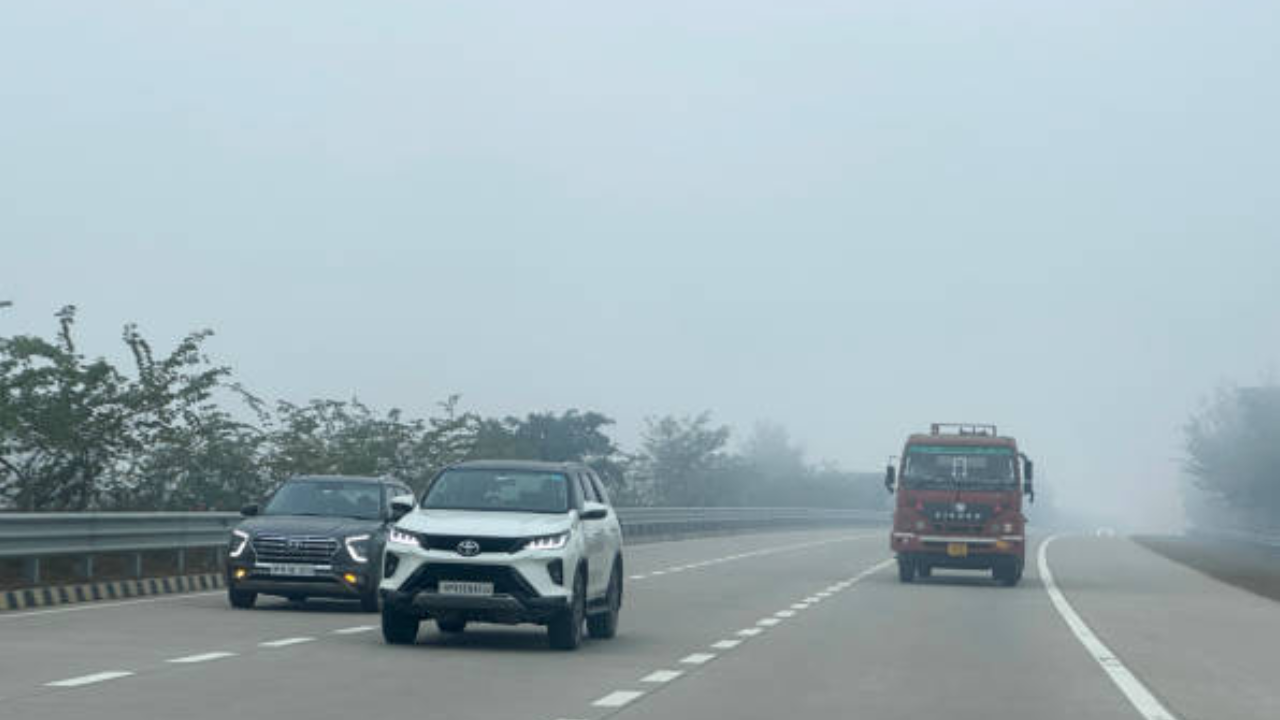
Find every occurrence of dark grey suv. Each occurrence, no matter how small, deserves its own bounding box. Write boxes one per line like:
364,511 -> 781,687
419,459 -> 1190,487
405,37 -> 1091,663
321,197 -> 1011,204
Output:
226,475 -> 414,611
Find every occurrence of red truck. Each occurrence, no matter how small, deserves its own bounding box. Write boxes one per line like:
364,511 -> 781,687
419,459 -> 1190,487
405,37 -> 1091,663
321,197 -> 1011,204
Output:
885,423 -> 1034,586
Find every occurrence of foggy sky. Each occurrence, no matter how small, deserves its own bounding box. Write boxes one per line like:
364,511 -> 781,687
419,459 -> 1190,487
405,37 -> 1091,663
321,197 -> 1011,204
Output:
5,1 -> 1279,530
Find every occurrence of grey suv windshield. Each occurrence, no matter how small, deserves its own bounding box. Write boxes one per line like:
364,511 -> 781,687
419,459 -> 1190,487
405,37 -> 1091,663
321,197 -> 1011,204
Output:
902,445 -> 1017,488
263,481 -> 383,519
423,470 -> 570,513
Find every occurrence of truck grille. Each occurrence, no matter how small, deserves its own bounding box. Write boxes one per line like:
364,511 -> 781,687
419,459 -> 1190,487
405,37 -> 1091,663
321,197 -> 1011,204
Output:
252,535 -> 339,564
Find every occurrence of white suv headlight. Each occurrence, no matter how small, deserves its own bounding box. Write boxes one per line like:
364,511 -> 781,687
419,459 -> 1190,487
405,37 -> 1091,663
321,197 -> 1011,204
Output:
388,527 -> 419,547
230,529 -> 250,558
522,532 -> 570,551
345,534 -> 372,563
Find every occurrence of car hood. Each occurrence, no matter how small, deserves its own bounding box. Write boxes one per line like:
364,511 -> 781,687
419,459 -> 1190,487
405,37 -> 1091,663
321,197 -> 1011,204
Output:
398,509 -> 572,538
236,515 -> 384,537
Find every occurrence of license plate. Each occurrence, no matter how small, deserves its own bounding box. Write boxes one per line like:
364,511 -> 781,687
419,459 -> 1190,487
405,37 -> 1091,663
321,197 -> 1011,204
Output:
947,543 -> 968,558
438,581 -> 493,596
259,563 -> 316,577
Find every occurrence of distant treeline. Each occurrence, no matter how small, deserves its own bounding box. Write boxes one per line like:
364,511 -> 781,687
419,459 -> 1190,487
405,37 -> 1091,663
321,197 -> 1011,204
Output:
1184,383 -> 1280,531
0,306 -> 885,512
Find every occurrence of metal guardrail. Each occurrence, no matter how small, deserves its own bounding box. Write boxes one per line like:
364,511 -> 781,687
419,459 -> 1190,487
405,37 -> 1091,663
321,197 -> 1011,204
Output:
0,507 -> 889,587
1190,526 -> 1280,549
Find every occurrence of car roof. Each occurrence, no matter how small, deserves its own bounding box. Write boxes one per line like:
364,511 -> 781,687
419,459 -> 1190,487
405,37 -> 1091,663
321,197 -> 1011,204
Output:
444,459 -> 588,473
287,474 -> 397,485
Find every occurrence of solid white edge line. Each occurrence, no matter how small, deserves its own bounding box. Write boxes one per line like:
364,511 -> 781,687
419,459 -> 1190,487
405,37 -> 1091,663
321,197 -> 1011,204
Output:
1039,536 -> 1178,720
167,651 -> 237,664
332,626 -> 375,635
593,690 -> 644,707
1,591 -> 224,621
45,671 -> 135,688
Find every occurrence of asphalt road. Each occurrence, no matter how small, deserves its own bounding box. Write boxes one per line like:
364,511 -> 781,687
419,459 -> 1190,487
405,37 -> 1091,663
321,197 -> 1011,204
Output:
0,528 -> 1275,720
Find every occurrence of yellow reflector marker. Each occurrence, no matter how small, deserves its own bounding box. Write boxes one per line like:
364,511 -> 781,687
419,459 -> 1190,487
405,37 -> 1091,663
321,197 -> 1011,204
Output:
343,573 -> 358,584
995,540 -> 1011,551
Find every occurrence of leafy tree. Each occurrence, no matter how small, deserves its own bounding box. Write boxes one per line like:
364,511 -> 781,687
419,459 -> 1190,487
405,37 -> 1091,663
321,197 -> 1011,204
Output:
1185,384 -> 1280,529
632,413 -> 733,506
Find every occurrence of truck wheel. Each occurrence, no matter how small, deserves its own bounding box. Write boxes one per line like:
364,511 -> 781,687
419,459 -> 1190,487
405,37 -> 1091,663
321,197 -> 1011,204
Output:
897,556 -> 916,583
228,588 -> 257,609
381,605 -> 420,645
548,571 -> 586,650
918,564 -> 933,579
587,564 -> 622,640
994,560 -> 1022,587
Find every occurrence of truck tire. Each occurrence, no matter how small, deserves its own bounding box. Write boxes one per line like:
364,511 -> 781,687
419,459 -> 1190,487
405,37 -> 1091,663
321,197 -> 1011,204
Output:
548,571 -> 586,650
918,564 -> 933,579
228,588 -> 257,609
897,556 -> 916,583
381,605 -> 420,645
587,564 -> 622,640
994,559 -> 1022,587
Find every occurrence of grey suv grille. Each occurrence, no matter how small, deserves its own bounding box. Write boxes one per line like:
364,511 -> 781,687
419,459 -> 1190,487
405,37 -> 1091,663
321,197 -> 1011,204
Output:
252,535 -> 338,564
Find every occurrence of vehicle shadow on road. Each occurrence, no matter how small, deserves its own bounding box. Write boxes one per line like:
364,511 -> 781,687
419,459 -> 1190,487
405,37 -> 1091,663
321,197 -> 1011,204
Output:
249,598 -> 371,614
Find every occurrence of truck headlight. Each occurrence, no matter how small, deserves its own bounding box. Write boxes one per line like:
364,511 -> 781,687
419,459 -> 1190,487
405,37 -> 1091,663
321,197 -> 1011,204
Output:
522,532 -> 570,551
345,534 -> 372,563
229,529 -> 250,558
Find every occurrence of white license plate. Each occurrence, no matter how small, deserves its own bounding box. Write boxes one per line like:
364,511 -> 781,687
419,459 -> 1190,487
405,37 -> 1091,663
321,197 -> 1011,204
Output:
438,581 -> 493,596
259,563 -> 317,577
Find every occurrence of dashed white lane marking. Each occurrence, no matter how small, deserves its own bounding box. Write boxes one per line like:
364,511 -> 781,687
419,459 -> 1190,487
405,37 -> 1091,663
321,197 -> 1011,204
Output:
629,575 -> 646,581
167,651 -> 236,664
816,592 -> 832,598
680,653 -> 717,665
650,570 -> 666,576
711,639 -> 742,650
790,603 -> 809,610
45,671 -> 134,688
641,670 -> 684,683
737,627 -> 764,637
332,626 -> 375,635
757,617 -> 782,626
775,610 -> 796,618
593,691 -> 644,707
1039,537 -> 1178,720
259,637 -> 315,648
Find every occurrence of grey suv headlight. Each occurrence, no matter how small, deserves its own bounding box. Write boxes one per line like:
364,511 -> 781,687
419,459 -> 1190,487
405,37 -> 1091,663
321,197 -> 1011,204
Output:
345,534 -> 372,563
229,529 -> 250,558
522,532 -> 570,551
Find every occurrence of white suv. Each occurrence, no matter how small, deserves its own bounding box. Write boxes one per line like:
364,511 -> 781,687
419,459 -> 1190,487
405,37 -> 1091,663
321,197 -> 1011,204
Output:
379,460 -> 625,650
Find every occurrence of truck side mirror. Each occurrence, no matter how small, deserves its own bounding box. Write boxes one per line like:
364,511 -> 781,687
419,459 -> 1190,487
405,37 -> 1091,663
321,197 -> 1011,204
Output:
1024,458 -> 1034,482
884,465 -> 896,494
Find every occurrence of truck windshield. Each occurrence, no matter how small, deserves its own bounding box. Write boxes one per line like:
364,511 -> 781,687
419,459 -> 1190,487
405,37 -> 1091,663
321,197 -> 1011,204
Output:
423,469 -> 570,514
902,445 -> 1017,488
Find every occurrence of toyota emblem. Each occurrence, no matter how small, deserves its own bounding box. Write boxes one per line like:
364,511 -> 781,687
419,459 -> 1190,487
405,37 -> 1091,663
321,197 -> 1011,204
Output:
456,539 -> 481,557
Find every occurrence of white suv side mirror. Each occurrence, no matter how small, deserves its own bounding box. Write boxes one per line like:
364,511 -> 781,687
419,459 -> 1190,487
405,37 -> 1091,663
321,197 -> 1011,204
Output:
580,502 -> 609,521
389,493 -> 416,521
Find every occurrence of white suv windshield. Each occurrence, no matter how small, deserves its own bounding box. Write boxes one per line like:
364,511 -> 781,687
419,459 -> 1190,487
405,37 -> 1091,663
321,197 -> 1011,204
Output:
423,470 -> 570,514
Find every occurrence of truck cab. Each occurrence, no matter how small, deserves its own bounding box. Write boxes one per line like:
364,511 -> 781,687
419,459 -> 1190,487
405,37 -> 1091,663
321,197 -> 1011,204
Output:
885,423 -> 1034,586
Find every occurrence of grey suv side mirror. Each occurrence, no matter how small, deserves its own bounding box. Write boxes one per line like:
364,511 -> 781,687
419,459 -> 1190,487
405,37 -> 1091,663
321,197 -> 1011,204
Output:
240,503 -> 259,517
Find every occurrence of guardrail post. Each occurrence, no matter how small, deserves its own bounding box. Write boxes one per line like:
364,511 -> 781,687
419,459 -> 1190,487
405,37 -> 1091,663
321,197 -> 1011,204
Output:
74,555 -> 94,582
177,548 -> 186,575
22,558 -> 41,585
131,552 -> 143,579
